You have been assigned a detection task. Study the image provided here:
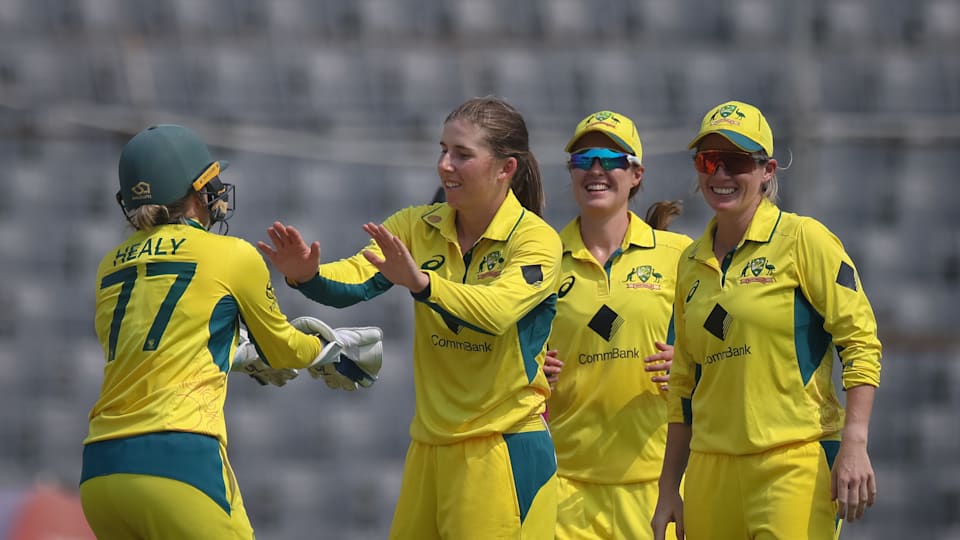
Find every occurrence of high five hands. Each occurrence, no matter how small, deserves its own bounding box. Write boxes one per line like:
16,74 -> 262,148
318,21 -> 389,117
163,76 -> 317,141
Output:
361,222 -> 429,294
256,221 -> 321,285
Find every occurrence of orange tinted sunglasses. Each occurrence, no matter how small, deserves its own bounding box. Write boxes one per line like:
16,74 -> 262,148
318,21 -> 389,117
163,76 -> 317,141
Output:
693,150 -> 766,175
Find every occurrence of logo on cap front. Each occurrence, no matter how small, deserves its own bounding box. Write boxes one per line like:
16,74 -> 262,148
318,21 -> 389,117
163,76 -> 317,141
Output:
590,111 -> 617,124
710,104 -> 746,125
131,181 -> 152,201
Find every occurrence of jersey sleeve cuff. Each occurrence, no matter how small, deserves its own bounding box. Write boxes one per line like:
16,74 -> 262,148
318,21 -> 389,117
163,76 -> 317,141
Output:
410,272 -> 432,301
286,272 -> 320,289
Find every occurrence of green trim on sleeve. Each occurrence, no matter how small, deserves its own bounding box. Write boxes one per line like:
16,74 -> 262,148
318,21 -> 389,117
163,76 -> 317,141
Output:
295,272 -> 393,307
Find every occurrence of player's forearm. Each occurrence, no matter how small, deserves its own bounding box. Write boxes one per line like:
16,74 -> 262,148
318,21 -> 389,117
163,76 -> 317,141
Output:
842,384 -> 876,446
658,422 -> 692,491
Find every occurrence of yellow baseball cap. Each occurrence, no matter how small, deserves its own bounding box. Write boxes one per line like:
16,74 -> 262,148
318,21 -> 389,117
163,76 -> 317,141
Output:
688,100 -> 773,156
565,110 -> 642,162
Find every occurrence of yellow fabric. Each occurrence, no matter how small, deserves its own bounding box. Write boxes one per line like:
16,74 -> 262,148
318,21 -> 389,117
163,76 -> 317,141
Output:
89,221 -> 322,447
297,191 -> 563,445
547,214 -> 691,484
389,427 -> 557,540
684,441 -> 839,540
556,475 -> 675,540
80,447 -> 254,540
668,199 -> 882,455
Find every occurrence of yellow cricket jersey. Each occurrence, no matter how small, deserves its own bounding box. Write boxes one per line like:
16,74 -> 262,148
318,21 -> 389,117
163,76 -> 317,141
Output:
88,220 -> 323,447
547,213 -> 692,484
294,191 -> 562,444
667,199 -> 882,455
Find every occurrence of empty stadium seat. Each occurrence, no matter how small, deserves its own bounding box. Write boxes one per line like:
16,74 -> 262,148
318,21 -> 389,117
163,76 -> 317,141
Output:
923,0 -> 960,44
876,52 -> 955,113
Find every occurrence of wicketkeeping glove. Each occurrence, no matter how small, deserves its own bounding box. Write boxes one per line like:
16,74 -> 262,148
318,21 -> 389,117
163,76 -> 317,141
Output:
290,316 -> 383,391
316,327 -> 384,391
289,316 -> 345,368
231,328 -> 299,387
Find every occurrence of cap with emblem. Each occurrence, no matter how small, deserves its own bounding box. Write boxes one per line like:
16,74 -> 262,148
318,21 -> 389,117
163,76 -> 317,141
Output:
688,100 -> 773,157
565,110 -> 643,162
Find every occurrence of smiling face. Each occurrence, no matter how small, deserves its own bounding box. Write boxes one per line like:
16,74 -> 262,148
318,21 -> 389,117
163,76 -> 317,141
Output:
568,131 -> 642,218
437,118 -> 515,216
694,133 -> 776,218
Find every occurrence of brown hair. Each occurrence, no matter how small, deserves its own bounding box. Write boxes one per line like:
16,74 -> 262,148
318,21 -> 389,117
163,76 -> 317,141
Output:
445,96 -> 545,216
644,200 -> 683,231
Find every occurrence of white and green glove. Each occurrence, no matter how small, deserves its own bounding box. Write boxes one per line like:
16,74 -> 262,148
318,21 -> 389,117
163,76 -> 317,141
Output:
231,328 -> 299,387
320,326 -> 384,390
290,316 -> 384,391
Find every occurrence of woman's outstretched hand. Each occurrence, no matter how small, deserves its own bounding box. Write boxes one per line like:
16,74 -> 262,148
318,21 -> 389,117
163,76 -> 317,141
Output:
361,222 -> 429,294
257,221 -> 321,284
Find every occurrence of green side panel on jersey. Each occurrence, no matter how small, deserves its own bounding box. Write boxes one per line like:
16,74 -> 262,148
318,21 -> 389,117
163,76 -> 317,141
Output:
682,364 -> 703,425
517,294 -> 557,383
794,288 -> 830,386
666,311 -> 676,346
81,431 -> 230,514
209,296 -> 238,373
682,398 -> 693,425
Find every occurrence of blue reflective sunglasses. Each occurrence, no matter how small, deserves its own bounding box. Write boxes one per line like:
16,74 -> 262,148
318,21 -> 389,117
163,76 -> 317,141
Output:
568,148 -> 640,171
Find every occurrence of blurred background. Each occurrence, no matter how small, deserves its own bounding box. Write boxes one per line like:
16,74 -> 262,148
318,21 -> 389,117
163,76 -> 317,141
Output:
0,0 -> 957,538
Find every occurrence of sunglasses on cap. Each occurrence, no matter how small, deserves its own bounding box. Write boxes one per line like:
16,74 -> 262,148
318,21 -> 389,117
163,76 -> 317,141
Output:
568,148 -> 640,171
693,150 -> 768,175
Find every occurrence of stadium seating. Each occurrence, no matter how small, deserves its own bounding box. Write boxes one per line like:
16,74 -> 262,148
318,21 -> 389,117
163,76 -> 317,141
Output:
0,0 -> 955,537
